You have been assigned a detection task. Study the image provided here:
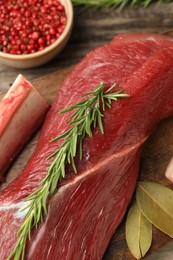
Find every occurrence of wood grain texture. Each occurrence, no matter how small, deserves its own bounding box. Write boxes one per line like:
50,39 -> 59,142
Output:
1,67 -> 173,259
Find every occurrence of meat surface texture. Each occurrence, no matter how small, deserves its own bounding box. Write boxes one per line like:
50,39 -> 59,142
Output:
0,74 -> 49,181
1,34 -> 173,259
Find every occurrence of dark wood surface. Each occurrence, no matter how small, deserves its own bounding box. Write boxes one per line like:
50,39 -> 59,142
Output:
1,2 -> 173,259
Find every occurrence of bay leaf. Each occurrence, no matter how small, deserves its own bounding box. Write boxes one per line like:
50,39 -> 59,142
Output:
126,202 -> 152,259
136,182 -> 173,238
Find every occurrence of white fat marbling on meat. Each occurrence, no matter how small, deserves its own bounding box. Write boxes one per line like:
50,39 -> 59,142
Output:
0,138 -> 146,224
0,201 -> 30,219
57,138 -> 146,194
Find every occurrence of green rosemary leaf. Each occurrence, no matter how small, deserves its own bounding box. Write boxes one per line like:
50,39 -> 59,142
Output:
85,114 -> 92,136
94,113 -> 97,128
101,92 -> 105,111
71,157 -> 77,173
28,219 -> 32,240
96,105 -> 103,117
8,82 -> 129,260
115,93 -> 130,98
68,118 -> 79,124
71,0 -> 170,8
104,94 -> 118,100
143,0 -> 152,7
105,83 -> 116,93
116,88 -> 125,94
47,149 -> 60,160
71,127 -> 78,156
60,100 -> 88,113
98,113 -> 104,134
67,148 -> 71,164
105,101 -> 111,108
21,243 -> 26,260
132,0 -> 139,4
91,107 -> 96,121
51,129 -> 71,142
37,203 -> 42,224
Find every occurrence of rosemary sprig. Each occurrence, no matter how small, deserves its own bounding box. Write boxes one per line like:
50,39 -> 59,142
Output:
72,0 -> 172,8
8,82 -> 129,260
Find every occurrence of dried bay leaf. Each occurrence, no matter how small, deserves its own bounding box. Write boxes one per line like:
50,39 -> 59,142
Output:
126,202 -> 152,259
136,182 -> 173,238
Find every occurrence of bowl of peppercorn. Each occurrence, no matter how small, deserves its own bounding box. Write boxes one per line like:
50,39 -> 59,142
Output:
0,0 -> 73,69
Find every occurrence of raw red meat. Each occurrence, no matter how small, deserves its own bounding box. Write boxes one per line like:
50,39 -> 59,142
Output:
1,34 -> 173,259
0,74 -> 49,181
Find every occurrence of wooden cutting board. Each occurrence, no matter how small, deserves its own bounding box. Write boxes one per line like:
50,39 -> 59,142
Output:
1,66 -> 173,260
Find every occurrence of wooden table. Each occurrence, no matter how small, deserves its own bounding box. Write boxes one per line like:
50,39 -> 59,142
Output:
1,2 -> 173,259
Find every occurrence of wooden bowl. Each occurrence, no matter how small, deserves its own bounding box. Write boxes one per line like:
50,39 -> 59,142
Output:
0,0 -> 73,69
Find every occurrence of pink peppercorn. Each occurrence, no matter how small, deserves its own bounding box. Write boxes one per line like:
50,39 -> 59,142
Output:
0,0 -> 67,55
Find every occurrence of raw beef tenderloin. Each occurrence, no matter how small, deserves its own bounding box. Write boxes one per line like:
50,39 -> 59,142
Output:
1,34 -> 173,259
